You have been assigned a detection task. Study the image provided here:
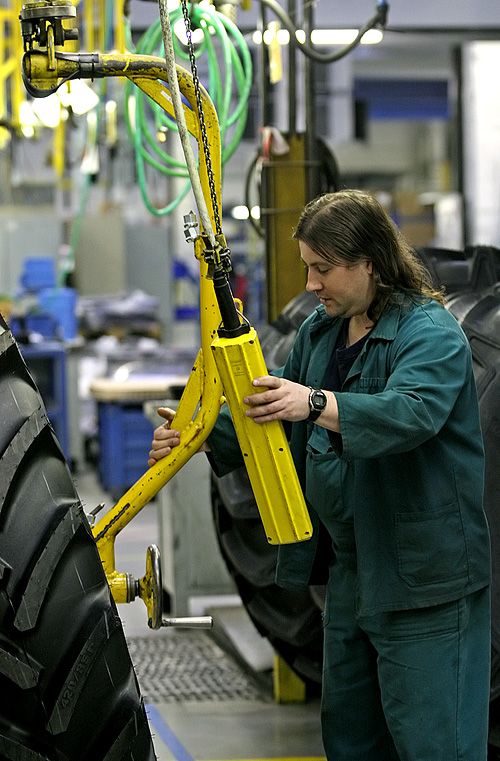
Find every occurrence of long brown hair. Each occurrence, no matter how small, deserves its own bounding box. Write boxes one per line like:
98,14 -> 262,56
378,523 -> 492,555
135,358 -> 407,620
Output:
293,189 -> 445,319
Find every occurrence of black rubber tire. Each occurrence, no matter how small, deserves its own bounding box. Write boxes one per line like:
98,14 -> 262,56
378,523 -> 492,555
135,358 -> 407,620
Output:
0,315 -> 156,761
447,285 -> 500,755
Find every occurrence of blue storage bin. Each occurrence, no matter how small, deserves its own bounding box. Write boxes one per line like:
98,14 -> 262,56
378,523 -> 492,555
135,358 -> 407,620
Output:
10,313 -> 58,339
173,258 -> 199,320
26,313 -> 58,338
20,257 -> 56,292
97,402 -> 154,499
39,287 -> 77,340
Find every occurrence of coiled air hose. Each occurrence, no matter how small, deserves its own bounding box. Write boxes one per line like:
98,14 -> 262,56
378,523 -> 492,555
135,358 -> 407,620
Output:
124,3 -> 253,216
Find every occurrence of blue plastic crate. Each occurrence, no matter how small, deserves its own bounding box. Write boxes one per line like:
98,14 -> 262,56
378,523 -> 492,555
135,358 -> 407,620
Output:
20,257 -> 57,292
97,402 -> 154,499
39,287 -> 77,340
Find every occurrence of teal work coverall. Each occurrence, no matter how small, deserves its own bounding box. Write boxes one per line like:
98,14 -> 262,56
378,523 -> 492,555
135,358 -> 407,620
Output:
208,296 -> 491,761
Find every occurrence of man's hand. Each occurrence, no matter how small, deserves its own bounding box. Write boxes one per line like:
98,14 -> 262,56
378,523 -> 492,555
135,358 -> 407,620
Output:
148,407 -> 180,466
244,376 -> 310,423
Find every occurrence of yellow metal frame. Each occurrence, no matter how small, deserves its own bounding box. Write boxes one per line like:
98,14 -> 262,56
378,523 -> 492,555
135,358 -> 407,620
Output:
0,0 -> 24,145
22,38 -> 311,614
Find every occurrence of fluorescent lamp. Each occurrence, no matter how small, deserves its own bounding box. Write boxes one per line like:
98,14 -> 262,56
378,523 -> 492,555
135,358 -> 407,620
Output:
32,80 -> 99,131
58,80 -> 99,115
253,28 -> 383,46
231,205 -> 249,220
173,17 -> 205,45
19,100 -> 38,138
105,99 -> 118,146
31,93 -> 62,129
230,205 -> 260,220
312,28 -> 383,45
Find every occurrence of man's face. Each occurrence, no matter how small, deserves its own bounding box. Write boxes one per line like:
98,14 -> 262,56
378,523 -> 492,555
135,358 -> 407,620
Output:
299,241 -> 375,319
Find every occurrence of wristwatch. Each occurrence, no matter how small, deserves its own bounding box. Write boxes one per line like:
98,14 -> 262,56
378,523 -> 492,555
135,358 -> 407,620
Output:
307,387 -> 327,422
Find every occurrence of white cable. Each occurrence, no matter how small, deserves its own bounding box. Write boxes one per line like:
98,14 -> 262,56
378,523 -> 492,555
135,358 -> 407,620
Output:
157,0 -> 217,247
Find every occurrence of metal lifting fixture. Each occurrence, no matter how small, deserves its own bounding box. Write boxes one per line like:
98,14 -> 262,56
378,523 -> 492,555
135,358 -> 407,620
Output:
18,0 -> 312,629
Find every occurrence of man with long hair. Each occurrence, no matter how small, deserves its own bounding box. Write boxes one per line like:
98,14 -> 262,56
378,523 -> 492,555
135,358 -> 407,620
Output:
150,190 -> 491,760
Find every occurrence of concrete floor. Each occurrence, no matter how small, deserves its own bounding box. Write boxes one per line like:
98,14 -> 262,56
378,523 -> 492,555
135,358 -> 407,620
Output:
75,466 -> 325,761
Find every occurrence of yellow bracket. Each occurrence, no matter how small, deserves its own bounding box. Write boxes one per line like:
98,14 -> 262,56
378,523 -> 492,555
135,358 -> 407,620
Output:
22,43 -> 311,614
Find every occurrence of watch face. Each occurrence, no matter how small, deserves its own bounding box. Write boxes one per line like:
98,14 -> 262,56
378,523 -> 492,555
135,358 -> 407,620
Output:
311,389 -> 327,411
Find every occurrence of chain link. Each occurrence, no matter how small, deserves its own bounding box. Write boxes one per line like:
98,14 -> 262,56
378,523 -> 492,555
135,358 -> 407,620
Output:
180,0 -> 223,238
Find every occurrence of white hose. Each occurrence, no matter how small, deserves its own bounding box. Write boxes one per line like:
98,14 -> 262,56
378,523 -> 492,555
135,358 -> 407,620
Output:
157,0 -> 217,247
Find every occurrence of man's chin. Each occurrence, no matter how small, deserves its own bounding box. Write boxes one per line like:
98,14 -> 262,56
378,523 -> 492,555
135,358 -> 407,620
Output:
322,302 -> 342,317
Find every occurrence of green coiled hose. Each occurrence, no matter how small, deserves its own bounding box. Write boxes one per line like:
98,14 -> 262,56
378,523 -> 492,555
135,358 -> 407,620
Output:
124,3 -> 253,217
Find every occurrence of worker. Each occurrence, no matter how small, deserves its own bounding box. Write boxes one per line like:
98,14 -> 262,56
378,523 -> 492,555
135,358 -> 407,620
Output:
148,189 -> 491,761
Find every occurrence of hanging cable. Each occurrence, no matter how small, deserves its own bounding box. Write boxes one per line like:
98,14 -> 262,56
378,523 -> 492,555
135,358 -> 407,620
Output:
219,0 -> 389,64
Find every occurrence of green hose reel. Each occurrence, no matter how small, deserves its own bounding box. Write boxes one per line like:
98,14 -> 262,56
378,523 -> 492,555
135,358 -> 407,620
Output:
124,3 -> 253,217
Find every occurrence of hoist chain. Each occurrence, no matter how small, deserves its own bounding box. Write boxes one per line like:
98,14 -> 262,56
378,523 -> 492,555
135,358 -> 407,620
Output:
180,0 -> 223,238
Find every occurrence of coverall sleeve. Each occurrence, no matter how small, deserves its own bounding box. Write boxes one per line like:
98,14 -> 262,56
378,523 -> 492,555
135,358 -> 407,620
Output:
336,319 -> 474,459
205,403 -> 243,476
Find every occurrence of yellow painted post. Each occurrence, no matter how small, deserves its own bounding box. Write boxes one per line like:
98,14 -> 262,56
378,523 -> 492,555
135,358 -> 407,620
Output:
98,0 -> 106,51
273,654 -> 306,704
0,8 -> 7,147
83,0 -> 95,50
10,0 -> 25,131
0,3 -> 24,144
53,115 -> 66,177
114,0 -> 125,52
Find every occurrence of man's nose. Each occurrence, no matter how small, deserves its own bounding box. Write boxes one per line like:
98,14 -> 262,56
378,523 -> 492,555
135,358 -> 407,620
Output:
306,271 -> 320,291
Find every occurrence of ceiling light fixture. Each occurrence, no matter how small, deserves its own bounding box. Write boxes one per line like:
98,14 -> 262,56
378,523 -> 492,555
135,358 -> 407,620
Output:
173,17 -> 205,45
252,28 -> 383,46
31,93 -> 62,129
231,205 -> 260,220
58,80 -> 100,116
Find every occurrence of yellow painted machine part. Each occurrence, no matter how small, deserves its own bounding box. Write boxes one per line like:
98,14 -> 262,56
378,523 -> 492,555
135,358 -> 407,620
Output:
212,327 -> 311,545
53,111 -> 66,177
23,45 -> 312,608
0,0 -> 24,144
89,57 -> 225,590
262,133 -> 308,322
114,0 -> 126,53
273,654 -> 307,704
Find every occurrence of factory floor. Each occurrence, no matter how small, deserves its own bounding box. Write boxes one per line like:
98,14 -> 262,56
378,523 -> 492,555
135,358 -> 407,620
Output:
75,466 -> 325,761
